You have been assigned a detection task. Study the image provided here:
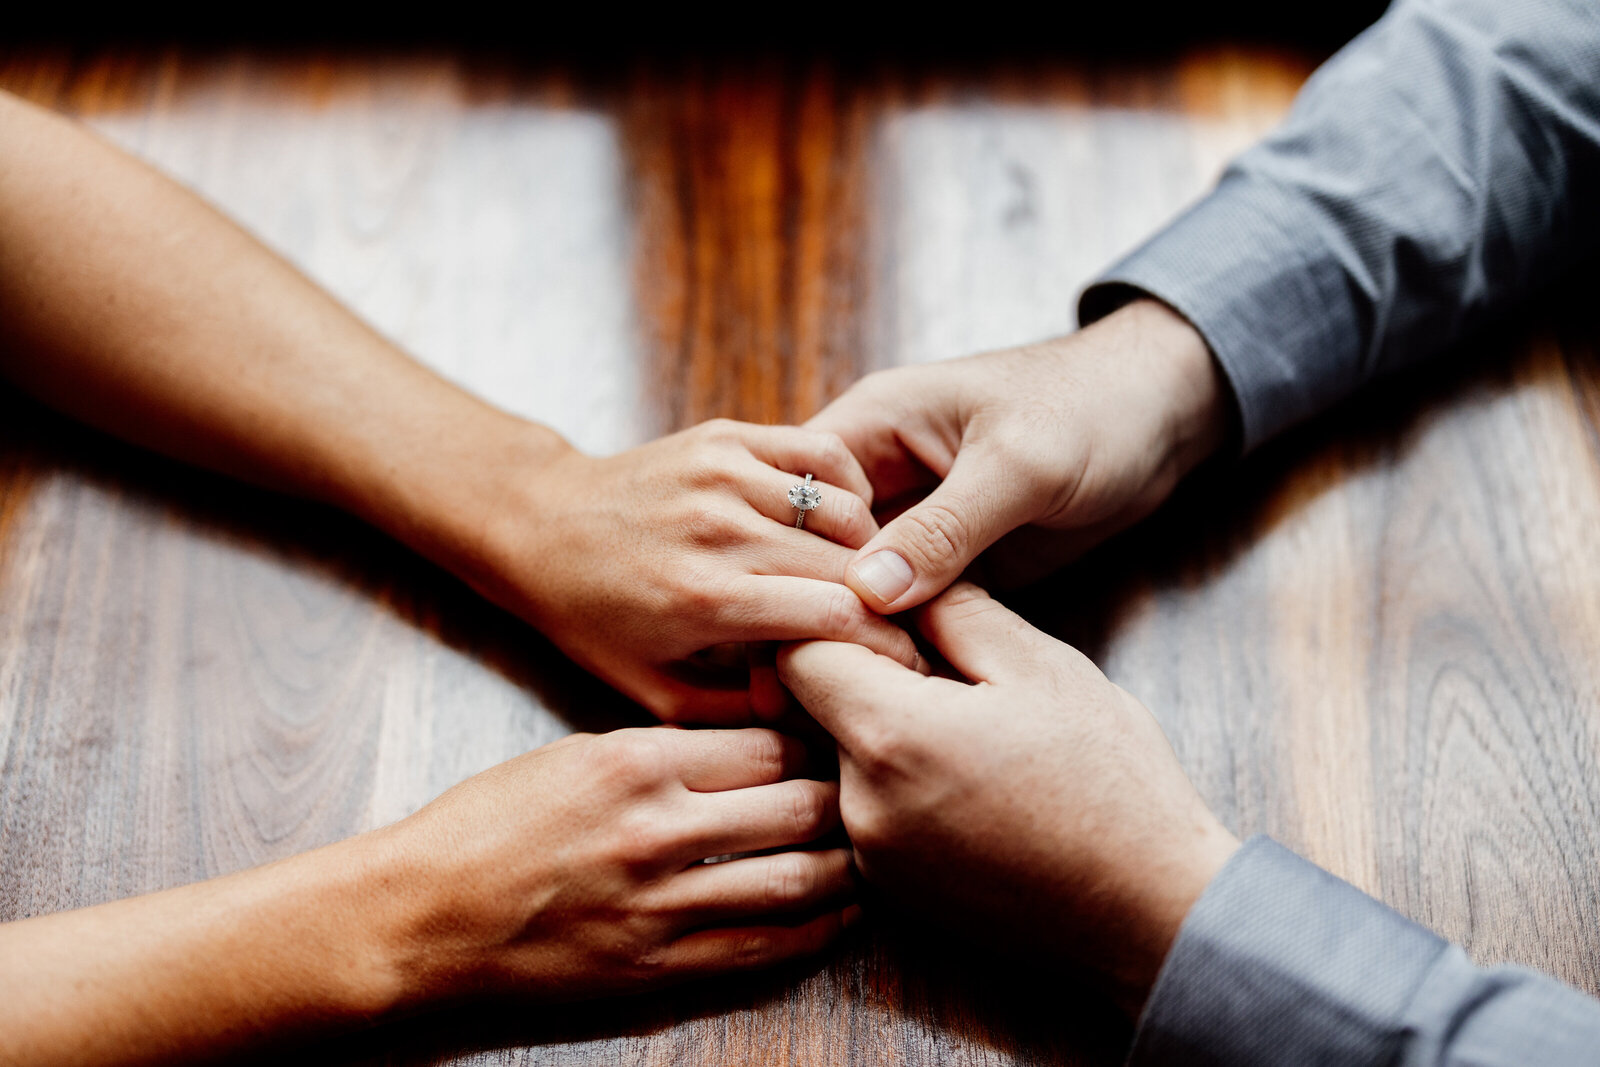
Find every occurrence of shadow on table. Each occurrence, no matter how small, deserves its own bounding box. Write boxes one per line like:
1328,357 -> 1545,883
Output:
1008,273 -> 1600,661
292,924 -> 1128,1066
0,391 -> 651,738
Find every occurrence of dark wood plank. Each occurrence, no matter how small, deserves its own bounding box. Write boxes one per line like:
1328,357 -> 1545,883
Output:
6,42 -> 1600,1066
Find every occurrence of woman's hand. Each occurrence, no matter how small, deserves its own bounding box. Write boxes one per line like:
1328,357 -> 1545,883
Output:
464,418 -> 924,723
0,727 -> 856,1065
387,727 -> 857,1002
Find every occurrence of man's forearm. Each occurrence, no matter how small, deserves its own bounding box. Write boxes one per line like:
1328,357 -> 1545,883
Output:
0,91 -> 568,574
1082,0 -> 1600,450
1130,838 -> 1600,1065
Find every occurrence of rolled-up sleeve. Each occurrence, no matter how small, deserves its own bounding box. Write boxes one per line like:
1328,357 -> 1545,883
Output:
1080,0 -> 1600,451
1129,836 -> 1600,1065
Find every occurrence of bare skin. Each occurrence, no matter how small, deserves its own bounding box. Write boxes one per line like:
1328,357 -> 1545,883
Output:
807,298 -> 1229,613
0,92 -> 879,1063
0,727 -> 857,1066
780,584 -> 1241,1013
0,89 -> 917,724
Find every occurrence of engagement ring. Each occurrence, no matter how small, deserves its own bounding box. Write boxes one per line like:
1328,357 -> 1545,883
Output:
788,474 -> 822,530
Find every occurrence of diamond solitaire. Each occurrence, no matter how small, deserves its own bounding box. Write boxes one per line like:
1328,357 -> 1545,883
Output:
788,474 -> 822,530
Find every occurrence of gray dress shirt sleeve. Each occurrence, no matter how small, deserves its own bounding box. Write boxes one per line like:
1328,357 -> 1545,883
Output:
1078,0 -> 1600,451
1128,836 -> 1600,1065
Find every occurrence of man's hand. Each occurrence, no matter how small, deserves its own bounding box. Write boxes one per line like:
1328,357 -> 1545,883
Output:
807,299 -> 1229,613
778,583 -> 1240,1010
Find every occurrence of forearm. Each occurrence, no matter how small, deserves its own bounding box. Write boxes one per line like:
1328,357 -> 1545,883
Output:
0,831 -> 424,1066
1129,838 -> 1600,1065
1083,0 -> 1600,449
0,91 -> 569,574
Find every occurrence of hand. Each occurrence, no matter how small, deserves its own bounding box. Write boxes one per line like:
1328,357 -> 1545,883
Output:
383,727 -> 857,1004
0,727 -> 857,1065
777,584 -> 1239,1010
806,299 -> 1229,613
461,418 -> 923,723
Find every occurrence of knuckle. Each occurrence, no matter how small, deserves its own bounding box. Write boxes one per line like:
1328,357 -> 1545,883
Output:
814,431 -> 851,473
764,853 -> 818,909
741,729 -> 788,781
612,808 -> 674,862
786,782 -> 828,840
899,501 -> 971,566
697,417 -> 740,442
593,730 -> 670,790
625,948 -> 670,983
672,569 -> 735,622
853,720 -> 905,774
849,800 -> 895,854
732,932 -> 776,967
680,500 -> 749,547
834,494 -> 875,543
818,586 -> 867,642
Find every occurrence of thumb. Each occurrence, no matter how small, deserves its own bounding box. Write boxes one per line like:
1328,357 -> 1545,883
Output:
776,639 -> 913,749
845,446 -> 1038,613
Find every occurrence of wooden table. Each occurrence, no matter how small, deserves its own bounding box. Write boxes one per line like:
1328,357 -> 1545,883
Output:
4,41 -> 1599,1066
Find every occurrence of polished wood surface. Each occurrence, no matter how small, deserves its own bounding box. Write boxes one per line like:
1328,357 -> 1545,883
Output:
3,44 -> 1599,1064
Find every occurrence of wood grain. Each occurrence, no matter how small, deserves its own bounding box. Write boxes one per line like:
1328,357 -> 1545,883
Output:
4,42 -> 1599,1065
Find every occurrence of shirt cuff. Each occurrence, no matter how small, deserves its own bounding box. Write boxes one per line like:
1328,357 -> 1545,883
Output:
1079,177 -> 1366,452
1126,836 -> 1449,1066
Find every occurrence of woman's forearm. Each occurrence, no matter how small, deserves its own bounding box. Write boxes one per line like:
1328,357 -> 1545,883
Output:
0,90 -> 566,573
0,832 -> 418,1066
0,728 -> 857,1066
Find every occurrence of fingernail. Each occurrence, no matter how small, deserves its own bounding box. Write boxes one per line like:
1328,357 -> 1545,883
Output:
853,551 -> 913,606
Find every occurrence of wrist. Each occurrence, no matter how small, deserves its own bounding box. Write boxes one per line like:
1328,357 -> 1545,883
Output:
357,402 -> 576,593
1108,817 -> 1241,1016
1097,297 -> 1230,481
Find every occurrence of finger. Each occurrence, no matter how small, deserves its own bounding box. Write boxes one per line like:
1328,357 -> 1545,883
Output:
657,906 -> 861,976
806,385 -> 941,503
913,582 -> 1056,684
717,576 -> 924,672
657,727 -> 810,792
747,642 -> 789,723
777,638 -> 934,746
740,461 -> 879,550
845,444 -> 1040,614
658,848 -> 855,927
734,424 -> 874,508
741,516 -> 864,584
679,779 -> 839,860
643,670 -> 755,726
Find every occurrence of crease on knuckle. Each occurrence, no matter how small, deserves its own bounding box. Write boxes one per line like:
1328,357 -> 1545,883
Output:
732,932 -> 775,967
901,500 -> 970,567
815,431 -> 850,475
742,729 -> 788,782
835,494 -> 875,543
765,852 -> 817,909
787,782 -> 827,841
818,586 -> 866,643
